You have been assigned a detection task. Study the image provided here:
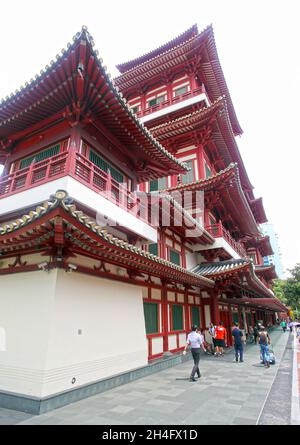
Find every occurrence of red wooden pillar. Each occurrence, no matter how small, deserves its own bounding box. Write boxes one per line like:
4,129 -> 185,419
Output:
238,306 -> 243,328
184,289 -> 190,334
197,144 -> 205,180
210,291 -> 220,325
161,285 -> 169,353
200,302 -> 206,329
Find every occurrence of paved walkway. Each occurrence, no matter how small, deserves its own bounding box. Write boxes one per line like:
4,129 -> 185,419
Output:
0,327 -> 293,425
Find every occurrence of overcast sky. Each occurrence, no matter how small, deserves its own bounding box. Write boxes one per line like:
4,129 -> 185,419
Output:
0,0 -> 299,275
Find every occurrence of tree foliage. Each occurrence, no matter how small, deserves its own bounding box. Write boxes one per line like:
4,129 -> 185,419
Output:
274,263 -> 300,312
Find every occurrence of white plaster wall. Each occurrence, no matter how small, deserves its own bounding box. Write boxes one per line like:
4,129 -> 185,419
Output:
185,252 -> 198,270
140,93 -> 209,123
195,238 -> 241,260
0,271 -> 57,396
43,270 -> 148,397
168,335 -> 177,350
151,337 -> 163,355
0,176 -> 157,243
0,269 -> 148,398
179,333 -> 187,347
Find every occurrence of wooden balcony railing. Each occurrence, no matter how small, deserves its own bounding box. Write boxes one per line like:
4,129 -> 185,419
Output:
205,223 -> 247,258
136,86 -> 207,118
0,152 -> 148,223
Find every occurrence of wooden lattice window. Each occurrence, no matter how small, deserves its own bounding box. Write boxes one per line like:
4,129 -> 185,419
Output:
143,302 -> 159,334
89,150 -> 124,184
150,177 -> 167,191
148,95 -> 165,107
191,306 -> 200,327
172,304 -> 183,331
181,160 -> 194,184
174,85 -> 188,96
149,243 -> 158,256
169,249 -> 181,266
205,162 -> 212,179
233,313 -> 239,324
19,144 -> 60,169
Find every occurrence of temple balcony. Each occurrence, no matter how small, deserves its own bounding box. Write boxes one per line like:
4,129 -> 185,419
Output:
0,152 -> 157,243
193,223 -> 247,260
137,86 -> 210,123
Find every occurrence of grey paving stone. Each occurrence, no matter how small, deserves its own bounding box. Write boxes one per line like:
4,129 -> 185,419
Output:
232,416 -> 257,425
0,327 -> 290,426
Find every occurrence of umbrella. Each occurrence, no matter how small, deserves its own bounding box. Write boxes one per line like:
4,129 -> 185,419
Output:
290,322 -> 300,327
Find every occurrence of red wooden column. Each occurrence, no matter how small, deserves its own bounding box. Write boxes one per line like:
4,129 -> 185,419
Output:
200,301 -> 206,329
196,144 -> 205,180
210,291 -> 220,325
184,288 -> 190,334
238,306 -> 243,328
161,284 -> 169,353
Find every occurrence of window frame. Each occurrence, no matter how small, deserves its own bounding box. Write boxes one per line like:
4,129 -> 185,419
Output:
171,303 -> 184,332
143,301 -> 160,335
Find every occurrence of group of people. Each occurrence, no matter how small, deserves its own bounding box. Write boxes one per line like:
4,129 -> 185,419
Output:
184,321 -> 272,381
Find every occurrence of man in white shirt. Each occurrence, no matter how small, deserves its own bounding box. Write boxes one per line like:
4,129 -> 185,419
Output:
183,325 -> 207,382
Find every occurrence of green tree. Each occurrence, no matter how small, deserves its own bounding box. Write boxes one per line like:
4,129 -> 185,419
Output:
274,263 -> 300,315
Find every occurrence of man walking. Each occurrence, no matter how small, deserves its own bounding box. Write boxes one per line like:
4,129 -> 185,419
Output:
280,320 -> 287,333
183,325 -> 207,382
214,321 -> 227,356
232,322 -> 245,362
259,326 -> 271,368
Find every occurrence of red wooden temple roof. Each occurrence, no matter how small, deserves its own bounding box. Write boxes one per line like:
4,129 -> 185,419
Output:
0,190 -> 214,289
151,97 -> 253,194
246,235 -> 274,257
116,25 -> 199,73
165,163 -> 260,238
255,264 -> 278,281
115,25 -> 242,136
0,27 -> 188,181
219,297 -> 287,313
149,192 -> 214,246
249,197 -> 268,224
192,259 -> 275,299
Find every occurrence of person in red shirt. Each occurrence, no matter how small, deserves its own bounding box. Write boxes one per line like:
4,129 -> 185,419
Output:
214,321 -> 227,356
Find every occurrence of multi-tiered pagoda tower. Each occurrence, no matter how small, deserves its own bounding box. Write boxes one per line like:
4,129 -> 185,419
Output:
0,25 -> 286,413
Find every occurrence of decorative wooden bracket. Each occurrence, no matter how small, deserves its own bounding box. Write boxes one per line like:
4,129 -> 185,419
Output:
94,261 -> 110,273
8,255 -> 27,269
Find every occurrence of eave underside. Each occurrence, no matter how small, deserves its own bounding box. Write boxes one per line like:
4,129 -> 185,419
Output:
0,190 -> 213,289
0,28 -> 187,180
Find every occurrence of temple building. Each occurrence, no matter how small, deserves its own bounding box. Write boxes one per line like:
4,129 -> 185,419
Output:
0,25 -> 287,413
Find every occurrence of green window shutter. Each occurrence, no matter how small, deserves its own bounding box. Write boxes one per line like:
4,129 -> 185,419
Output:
191,307 -> 200,327
89,150 -> 124,183
156,95 -> 165,104
150,177 -> 167,191
148,98 -> 157,107
158,177 -> 167,190
181,160 -> 194,184
233,313 -> 239,324
174,85 -> 188,96
143,302 -> 158,334
172,304 -> 183,331
205,163 -> 211,179
149,243 -> 158,256
170,249 -> 181,266
150,179 -> 158,191
20,144 -> 60,169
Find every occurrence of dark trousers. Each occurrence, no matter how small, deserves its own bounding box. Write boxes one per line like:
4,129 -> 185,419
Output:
234,344 -> 244,362
191,348 -> 201,378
